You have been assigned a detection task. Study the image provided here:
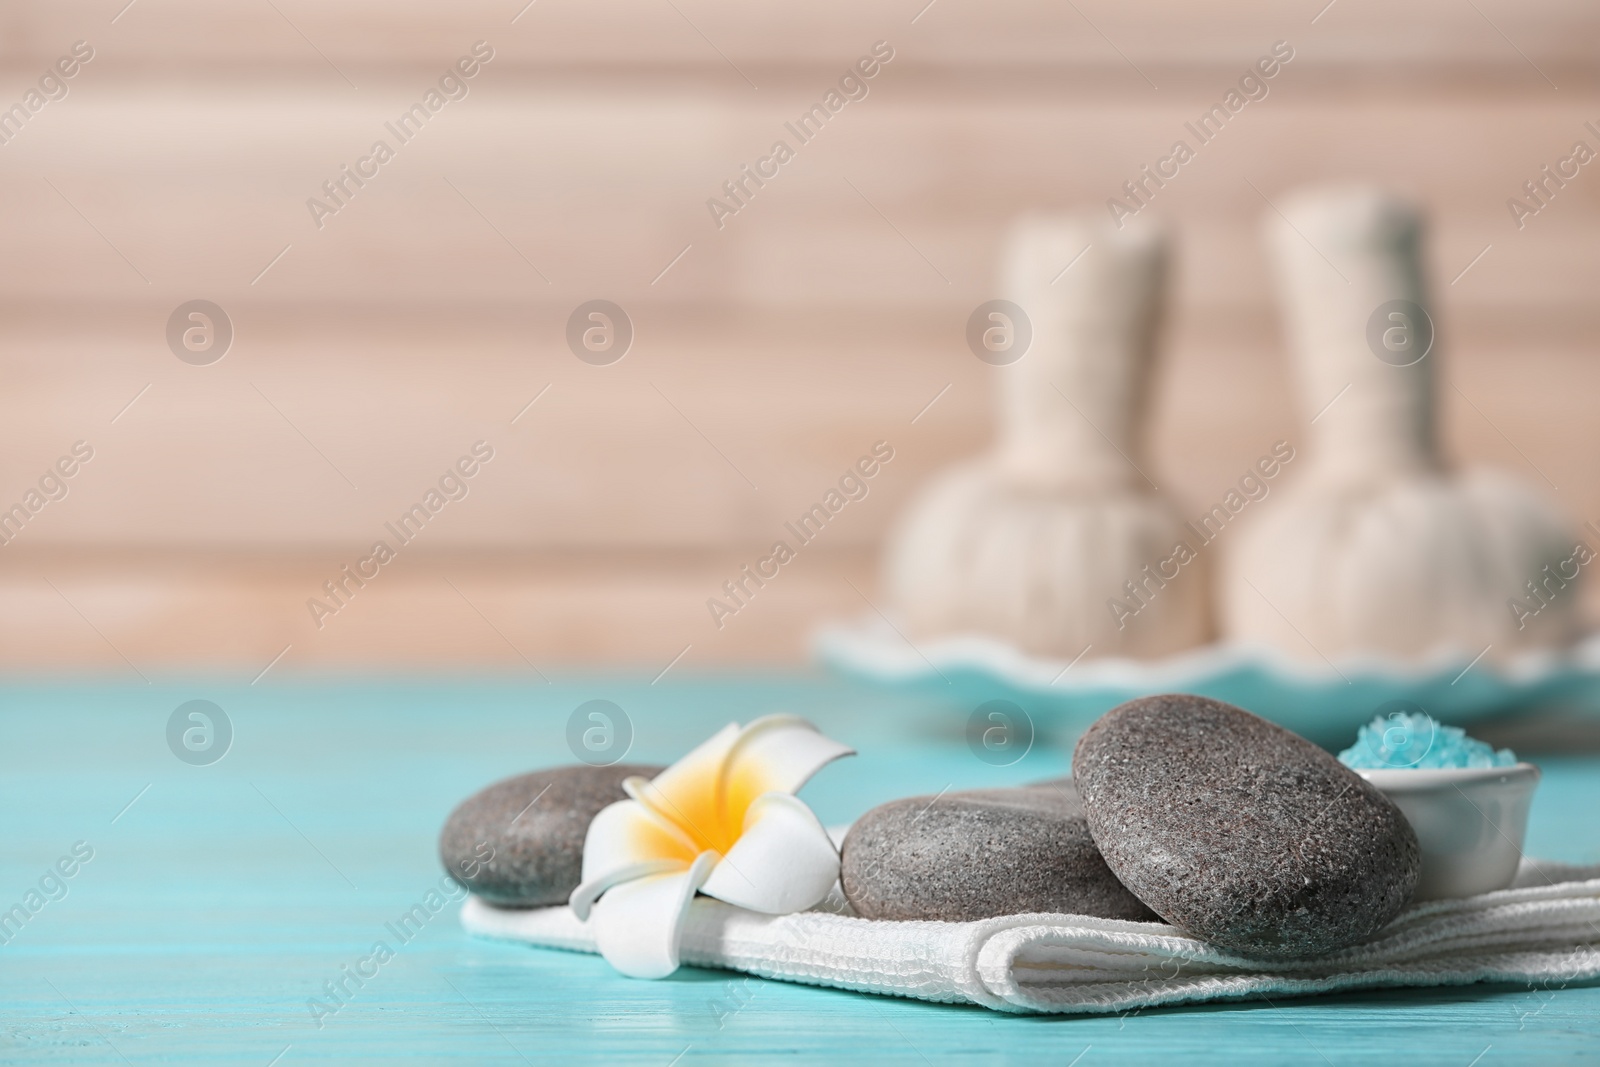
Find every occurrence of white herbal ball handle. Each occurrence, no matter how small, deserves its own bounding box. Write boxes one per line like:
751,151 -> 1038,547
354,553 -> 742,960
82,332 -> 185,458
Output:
993,214 -> 1166,492
1266,188 -> 1437,484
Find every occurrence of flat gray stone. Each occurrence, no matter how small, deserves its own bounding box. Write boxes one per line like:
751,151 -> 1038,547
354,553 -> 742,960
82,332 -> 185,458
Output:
839,781 -> 1158,922
439,763 -> 662,906
1072,694 -> 1420,958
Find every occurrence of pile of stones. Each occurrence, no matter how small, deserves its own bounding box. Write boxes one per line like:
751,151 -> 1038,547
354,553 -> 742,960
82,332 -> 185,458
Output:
441,695 -> 1421,959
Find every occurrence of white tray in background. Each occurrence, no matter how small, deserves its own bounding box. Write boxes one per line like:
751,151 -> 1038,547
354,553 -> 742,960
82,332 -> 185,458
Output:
813,619 -> 1600,747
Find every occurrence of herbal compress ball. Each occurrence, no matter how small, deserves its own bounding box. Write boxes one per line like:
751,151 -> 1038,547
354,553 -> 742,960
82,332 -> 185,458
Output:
1224,186 -> 1579,661
886,213 -> 1209,659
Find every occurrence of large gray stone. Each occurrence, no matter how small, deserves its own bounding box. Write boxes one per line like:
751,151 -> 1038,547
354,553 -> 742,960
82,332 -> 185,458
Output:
1072,694 -> 1420,958
439,763 -> 662,906
840,782 -> 1158,922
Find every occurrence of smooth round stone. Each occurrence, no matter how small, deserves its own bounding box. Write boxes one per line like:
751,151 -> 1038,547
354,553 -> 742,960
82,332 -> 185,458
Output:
1073,694 -> 1421,958
439,763 -> 662,906
839,781 -> 1158,922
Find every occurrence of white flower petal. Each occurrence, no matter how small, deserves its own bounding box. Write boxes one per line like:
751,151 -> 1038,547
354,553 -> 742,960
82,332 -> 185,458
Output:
627,723 -> 742,851
590,851 -> 717,979
698,793 -> 839,914
570,858 -> 684,921
579,798 -> 699,882
720,715 -> 854,822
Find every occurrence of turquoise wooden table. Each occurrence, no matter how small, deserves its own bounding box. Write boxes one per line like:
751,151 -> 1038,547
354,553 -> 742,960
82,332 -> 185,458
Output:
5,675 -> 1599,1065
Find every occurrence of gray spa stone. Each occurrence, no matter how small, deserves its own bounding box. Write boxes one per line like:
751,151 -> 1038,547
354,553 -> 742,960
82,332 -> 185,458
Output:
1072,694 -> 1421,958
439,763 -> 662,906
839,782 -> 1158,922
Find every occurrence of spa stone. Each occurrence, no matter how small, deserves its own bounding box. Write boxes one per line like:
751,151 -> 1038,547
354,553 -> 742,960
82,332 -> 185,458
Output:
840,782 -> 1158,922
1073,694 -> 1420,958
440,763 -> 662,906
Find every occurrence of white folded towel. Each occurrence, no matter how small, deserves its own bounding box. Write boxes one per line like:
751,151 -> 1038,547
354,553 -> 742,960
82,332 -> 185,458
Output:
460,859 -> 1600,1014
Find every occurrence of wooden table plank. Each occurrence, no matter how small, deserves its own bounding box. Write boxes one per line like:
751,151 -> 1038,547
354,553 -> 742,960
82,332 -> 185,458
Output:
3,676 -> 1598,1064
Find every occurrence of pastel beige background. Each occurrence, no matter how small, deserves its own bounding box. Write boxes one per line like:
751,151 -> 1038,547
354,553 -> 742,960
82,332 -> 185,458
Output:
1,0 -> 1596,675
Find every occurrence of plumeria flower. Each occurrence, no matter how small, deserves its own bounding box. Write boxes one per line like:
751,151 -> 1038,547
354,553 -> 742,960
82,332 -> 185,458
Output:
569,715 -> 853,978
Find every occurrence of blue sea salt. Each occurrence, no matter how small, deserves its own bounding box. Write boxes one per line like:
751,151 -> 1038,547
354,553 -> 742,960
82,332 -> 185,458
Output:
1339,712 -> 1517,770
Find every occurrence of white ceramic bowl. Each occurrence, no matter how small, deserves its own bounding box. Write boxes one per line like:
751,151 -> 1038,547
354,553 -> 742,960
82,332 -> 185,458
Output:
1356,763 -> 1541,901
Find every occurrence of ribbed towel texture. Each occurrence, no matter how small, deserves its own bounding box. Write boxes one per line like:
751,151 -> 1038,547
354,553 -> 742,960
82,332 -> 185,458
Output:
461,859 -> 1600,1014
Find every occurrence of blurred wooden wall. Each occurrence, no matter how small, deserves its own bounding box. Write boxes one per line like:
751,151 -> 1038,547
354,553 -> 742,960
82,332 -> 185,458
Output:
0,0 -> 1597,674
